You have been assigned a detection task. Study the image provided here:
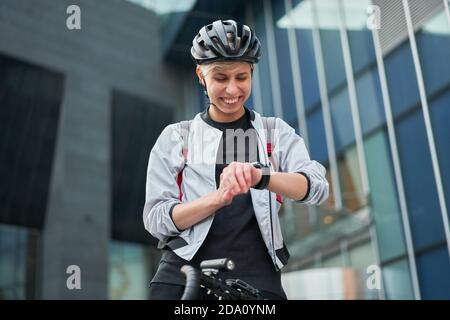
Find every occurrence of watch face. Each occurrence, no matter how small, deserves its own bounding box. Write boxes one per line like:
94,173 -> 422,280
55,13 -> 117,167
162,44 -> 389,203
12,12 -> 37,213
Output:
251,161 -> 262,169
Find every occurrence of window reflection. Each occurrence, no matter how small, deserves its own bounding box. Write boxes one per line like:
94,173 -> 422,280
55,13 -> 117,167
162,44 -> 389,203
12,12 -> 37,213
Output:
281,146 -> 367,248
108,241 -> 161,300
338,147 -> 368,212
422,10 -> 450,35
0,224 -> 38,300
124,0 -> 196,15
277,0 -> 370,31
282,240 -> 379,299
302,146 -> 368,233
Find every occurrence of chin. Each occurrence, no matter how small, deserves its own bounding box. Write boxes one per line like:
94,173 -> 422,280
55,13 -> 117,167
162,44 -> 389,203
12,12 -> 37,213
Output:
218,101 -> 246,112
220,105 -> 242,113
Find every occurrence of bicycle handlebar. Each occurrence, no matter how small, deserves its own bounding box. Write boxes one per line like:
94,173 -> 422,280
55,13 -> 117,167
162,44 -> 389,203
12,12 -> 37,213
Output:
180,265 -> 200,300
180,258 -> 264,300
200,258 -> 235,271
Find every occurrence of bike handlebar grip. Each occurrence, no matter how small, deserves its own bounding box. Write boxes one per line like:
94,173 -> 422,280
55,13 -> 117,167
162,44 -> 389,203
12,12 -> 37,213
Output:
200,258 -> 235,271
180,265 -> 200,300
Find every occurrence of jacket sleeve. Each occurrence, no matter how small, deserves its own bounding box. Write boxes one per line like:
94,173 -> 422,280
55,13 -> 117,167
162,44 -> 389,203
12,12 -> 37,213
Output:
275,118 -> 329,205
143,123 -> 185,241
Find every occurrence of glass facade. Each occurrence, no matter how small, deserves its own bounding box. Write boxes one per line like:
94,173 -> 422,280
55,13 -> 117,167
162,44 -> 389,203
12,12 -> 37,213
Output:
188,0 -> 450,299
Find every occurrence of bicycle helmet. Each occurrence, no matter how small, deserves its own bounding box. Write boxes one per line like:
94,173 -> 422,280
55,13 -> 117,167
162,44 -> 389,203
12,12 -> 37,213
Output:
191,20 -> 261,65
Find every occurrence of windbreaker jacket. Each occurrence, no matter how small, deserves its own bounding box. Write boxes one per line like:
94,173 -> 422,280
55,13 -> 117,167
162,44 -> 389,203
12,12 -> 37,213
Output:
143,108 -> 329,270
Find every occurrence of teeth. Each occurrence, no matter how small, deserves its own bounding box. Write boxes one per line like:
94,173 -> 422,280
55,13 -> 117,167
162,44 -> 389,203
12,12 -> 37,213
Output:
223,97 -> 238,104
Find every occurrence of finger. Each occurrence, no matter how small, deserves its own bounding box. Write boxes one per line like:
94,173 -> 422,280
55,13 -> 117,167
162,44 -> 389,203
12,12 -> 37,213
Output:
251,165 -> 262,187
225,174 -> 240,194
220,172 -> 226,185
229,175 -> 241,194
224,164 -> 243,193
227,185 -> 241,199
223,190 -> 233,203
235,165 -> 248,192
220,169 -> 233,187
243,164 -> 252,188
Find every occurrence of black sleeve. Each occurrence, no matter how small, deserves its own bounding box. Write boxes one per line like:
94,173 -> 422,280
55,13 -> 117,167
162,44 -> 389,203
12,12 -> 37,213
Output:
297,172 -> 311,202
168,202 -> 184,232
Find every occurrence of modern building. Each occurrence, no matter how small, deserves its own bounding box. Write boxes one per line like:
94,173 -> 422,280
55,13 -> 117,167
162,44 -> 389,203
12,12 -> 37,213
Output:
0,0 -> 449,299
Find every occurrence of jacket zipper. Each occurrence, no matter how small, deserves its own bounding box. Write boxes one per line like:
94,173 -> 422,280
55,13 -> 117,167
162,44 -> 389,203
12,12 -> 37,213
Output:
268,189 -> 278,271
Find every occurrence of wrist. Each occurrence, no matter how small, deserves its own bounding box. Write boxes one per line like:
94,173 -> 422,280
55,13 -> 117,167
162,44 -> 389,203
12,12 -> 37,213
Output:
251,162 -> 271,190
209,190 -> 227,208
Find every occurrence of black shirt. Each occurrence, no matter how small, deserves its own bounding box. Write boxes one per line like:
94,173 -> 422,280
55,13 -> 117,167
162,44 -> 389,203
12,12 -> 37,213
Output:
151,107 -> 286,299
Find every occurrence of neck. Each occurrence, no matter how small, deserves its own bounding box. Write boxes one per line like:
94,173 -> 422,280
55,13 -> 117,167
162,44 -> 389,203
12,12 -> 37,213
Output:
208,104 -> 245,123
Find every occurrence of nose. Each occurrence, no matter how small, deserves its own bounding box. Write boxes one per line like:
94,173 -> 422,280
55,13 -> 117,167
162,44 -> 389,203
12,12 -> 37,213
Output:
225,79 -> 240,96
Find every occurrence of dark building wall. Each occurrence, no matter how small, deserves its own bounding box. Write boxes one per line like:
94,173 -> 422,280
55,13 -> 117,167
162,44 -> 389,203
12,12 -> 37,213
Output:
0,0 -> 184,298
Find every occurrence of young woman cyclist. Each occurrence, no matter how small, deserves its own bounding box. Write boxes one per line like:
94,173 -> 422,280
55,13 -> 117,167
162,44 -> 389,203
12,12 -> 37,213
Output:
144,19 -> 329,300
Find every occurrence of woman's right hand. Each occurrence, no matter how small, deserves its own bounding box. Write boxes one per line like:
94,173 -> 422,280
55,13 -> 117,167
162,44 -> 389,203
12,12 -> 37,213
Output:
215,184 -> 238,207
215,162 -> 255,206
171,162 -> 258,230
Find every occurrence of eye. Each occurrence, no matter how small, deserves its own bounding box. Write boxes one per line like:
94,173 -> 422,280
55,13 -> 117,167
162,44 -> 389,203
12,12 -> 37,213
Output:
237,75 -> 248,81
214,77 -> 227,82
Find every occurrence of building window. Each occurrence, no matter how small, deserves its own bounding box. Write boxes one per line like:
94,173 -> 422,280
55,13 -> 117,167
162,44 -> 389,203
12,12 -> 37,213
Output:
108,241 -> 161,300
0,224 -> 39,299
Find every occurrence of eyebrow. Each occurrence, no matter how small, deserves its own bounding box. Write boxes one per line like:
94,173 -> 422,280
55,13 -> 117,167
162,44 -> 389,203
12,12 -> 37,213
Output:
212,72 -> 249,77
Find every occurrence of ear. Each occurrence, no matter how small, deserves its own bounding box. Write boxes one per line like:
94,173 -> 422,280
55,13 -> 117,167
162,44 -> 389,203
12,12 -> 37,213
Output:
195,66 -> 205,86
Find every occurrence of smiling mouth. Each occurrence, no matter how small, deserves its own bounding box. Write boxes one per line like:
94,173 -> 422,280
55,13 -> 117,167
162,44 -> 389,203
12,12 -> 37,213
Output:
221,97 -> 240,105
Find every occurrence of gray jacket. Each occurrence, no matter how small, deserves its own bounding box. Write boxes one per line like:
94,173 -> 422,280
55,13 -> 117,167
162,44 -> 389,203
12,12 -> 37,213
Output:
143,108 -> 329,270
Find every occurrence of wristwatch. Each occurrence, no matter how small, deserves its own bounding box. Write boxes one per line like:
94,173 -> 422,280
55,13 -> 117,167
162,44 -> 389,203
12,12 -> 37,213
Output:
251,161 -> 271,190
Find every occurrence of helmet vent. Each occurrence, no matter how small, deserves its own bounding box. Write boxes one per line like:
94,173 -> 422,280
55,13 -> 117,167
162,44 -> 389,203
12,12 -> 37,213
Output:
191,20 -> 261,64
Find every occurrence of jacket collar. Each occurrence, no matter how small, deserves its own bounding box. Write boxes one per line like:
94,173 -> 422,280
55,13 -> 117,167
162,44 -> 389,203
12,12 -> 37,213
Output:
200,105 -> 255,125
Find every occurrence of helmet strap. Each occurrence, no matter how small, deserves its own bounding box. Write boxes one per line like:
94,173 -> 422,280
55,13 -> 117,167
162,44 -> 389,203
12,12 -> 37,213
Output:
200,81 -> 218,108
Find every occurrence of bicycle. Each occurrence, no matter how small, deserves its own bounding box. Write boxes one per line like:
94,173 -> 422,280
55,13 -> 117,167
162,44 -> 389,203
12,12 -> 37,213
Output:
180,258 -> 265,300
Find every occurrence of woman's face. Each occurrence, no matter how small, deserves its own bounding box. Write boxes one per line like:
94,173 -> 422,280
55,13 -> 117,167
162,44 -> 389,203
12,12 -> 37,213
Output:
197,61 -> 252,118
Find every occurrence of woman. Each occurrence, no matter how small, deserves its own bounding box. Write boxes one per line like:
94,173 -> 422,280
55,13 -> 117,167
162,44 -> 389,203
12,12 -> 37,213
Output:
144,19 -> 329,300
